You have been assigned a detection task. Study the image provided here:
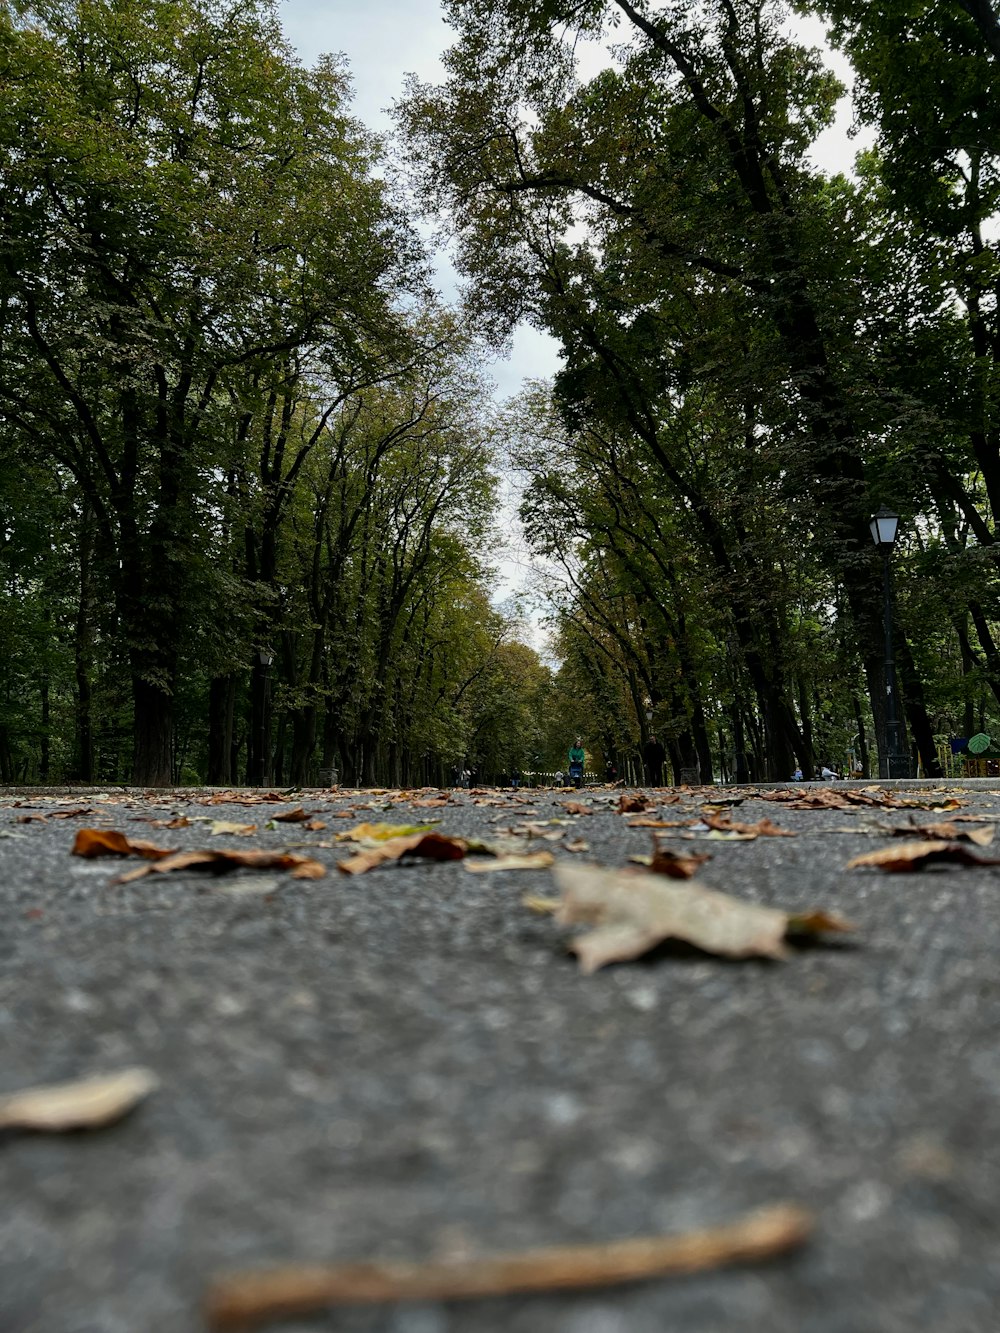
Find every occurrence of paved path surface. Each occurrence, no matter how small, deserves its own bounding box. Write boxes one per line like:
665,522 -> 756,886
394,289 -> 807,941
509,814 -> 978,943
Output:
3,781 -> 1000,1332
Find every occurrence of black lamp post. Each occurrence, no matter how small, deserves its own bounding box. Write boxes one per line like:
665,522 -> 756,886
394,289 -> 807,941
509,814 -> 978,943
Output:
258,647 -> 273,787
869,508 -> 909,779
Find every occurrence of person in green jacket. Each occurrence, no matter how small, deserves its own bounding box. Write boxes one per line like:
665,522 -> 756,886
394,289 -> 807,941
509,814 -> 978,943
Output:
568,738 -> 585,789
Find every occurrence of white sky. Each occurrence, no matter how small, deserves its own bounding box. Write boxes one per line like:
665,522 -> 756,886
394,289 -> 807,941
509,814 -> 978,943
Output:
277,2 -> 865,400
276,1 -> 866,610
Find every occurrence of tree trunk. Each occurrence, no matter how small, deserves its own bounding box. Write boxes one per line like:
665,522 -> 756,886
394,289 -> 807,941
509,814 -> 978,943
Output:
896,632 -> 944,778
207,674 -> 236,785
131,676 -> 174,787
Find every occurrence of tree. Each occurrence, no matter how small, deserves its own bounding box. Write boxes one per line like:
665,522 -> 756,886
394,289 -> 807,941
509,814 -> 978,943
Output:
0,0 -> 421,783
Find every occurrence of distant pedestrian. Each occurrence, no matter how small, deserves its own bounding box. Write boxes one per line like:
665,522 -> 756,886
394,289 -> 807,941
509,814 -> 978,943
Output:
568,738 -> 585,789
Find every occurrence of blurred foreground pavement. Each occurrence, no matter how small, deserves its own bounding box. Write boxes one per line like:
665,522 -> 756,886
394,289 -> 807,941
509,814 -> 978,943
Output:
3,780 -> 1000,1333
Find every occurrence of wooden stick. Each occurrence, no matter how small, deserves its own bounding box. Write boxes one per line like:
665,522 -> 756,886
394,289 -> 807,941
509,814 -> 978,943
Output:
205,1202 -> 813,1329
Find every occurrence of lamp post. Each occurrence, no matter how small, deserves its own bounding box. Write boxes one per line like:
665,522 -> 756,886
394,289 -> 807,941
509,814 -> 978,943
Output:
869,508 -> 909,779
258,647 -> 273,787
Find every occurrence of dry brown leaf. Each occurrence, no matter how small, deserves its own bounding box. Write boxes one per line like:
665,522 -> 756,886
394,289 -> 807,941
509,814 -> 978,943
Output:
551,863 -> 853,973
115,849 -> 326,883
199,791 -> 292,806
0,1067 -> 158,1132
626,817 -> 693,829
563,839 -> 591,854
847,840 -> 1000,873
303,819 -> 327,832
619,793 -> 651,814
271,807 -> 310,823
337,832 -> 466,875
16,806 -> 92,823
463,851 -> 556,873
209,820 -> 258,837
889,822 -> 994,846
71,828 -> 171,860
559,801 -> 594,816
204,1202 -> 813,1330
648,838 -> 712,879
701,813 -> 794,838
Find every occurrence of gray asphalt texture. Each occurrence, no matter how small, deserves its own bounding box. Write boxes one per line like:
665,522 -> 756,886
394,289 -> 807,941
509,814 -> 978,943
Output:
3,780 -> 1000,1333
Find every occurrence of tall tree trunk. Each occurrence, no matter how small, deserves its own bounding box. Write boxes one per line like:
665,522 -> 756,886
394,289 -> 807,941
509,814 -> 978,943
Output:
896,632 -> 944,778
74,500 -> 95,783
207,674 -> 236,785
131,676 -> 174,787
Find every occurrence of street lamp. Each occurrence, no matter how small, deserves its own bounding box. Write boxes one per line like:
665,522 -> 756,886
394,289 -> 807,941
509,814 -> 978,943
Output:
869,508 -> 909,779
257,648 -> 273,787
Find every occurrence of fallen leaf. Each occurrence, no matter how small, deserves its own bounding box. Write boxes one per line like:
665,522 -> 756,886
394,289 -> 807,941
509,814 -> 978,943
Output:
522,895 -> 562,914
0,1067 -> 158,1132
210,820 -> 258,837
304,820 -> 327,831
71,829 -> 171,860
337,832 -> 466,875
204,1202 -> 813,1329
271,808 -> 311,823
702,813 -> 794,838
889,822 -> 993,846
464,852 -> 556,872
563,839 -> 591,854
626,817 -> 693,829
847,841 -> 1000,873
648,838 -> 712,879
550,863 -> 853,973
115,849 -> 327,883
335,821 -> 438,844
559,802 -> 593,816
16,807 -> 92,823
619,794 -> 651,814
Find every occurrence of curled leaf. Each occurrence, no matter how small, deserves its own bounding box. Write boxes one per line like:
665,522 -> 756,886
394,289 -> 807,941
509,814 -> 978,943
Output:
115,849 -> 326,883
647,838 -> 712,879
464,851 -> 556,873
847,840 -> 1000,873
72,829 -> 170,859
702,813 -> 794,838
550,864 -> 853,973
0,1067 -> 158,1132
889,822 -> 993,846
619,794 -> 651,814
204,1202 -> 813,1329
337,832 -> 466,875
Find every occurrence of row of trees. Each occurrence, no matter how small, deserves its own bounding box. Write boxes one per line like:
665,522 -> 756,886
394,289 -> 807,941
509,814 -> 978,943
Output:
399,0 -> 1000,782
0,0 -> 565,787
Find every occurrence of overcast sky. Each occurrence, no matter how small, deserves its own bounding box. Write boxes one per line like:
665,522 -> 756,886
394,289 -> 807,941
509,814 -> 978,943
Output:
276,2 -> 865,609
277,1 -> 865,402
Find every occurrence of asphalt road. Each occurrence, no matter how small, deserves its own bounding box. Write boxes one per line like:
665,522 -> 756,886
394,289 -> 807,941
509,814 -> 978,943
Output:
3,780 -> 1000,1333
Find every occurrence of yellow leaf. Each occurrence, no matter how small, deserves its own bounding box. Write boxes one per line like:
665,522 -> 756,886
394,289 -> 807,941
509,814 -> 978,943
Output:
0,1068 -> 158,1132
335,821 -> 438,844
464,852 -> 556,872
